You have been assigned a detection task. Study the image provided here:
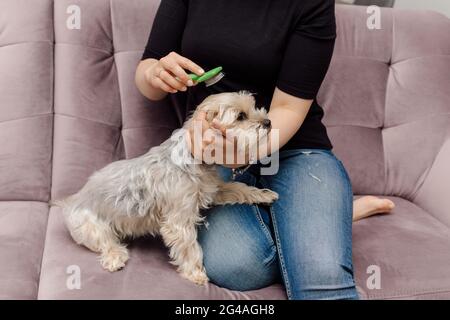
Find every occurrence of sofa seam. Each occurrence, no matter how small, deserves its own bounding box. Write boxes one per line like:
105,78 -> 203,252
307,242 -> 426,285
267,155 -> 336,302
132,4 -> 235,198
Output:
54,113 -> 174,132
48,0 -> 56,202
37,0 -> 55,300
325,124 -> 381,129
331,54 -> 450,65
409,197 -> 450,236
391,8 -> 396,68
36,204 -> 51,300
114,49 -> 144,55
122,125 -> 175,131
383,13 -> 393,197
392,54 -> 450,66
0,40 -> 53,49
48,0 -> 56,203
376,195 -> 450,238
367,287 -> 450,300
332,55 -> 388,64
109,0 -> 125,160
55,112 -> 121,129
384,113 -> 450,130
410,147 -> 450,231
0,113 -> 53,125
55,41 -> 113,55
325,112 -> 450,130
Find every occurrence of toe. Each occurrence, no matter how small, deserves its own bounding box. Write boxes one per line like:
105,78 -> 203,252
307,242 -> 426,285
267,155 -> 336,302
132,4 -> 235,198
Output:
383,199 -> 395,210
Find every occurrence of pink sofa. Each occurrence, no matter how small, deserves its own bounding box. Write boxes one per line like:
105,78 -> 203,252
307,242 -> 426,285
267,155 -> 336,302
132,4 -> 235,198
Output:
0,0 -> 449,299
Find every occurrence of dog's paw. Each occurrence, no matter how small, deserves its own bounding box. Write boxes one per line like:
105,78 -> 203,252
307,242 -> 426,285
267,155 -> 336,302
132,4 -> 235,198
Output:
100,247 -> 129,272
257,189 -> 279,204
181,268 -> 209,286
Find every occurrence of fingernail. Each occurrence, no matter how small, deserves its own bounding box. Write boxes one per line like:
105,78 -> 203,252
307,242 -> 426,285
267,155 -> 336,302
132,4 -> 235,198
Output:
199,68 -> 205,74
187,80 -> 194,86
182,86 -> 187,91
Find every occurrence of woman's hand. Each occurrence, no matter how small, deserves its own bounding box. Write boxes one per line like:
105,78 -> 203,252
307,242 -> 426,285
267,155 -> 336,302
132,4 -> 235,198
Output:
146,52 -> 204,93
135,52 -> 204,101
186,112 -> 244,168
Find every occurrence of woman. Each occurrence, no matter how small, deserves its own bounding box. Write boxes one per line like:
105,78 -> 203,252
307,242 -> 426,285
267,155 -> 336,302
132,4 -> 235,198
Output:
135,0 -> 394,300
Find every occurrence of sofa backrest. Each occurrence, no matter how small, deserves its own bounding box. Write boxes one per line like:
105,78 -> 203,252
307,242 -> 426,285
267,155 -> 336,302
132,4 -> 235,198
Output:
51,0 -> 180,199
0,1 -> 448,207
319,6 -> 450,200
0,0 -> 54,202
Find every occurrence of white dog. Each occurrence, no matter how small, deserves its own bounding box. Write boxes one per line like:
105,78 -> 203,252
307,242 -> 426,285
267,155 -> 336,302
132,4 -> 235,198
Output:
54,91 -> 278,285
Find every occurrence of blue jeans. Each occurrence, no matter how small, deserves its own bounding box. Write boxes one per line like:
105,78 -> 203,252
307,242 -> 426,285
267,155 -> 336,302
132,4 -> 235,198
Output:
198,149 -> 358,300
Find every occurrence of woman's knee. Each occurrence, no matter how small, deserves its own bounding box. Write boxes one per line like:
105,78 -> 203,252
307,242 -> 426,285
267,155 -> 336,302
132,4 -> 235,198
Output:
202,240 -> 279,291
291,260 -> 358,300
198,204 -> 279,291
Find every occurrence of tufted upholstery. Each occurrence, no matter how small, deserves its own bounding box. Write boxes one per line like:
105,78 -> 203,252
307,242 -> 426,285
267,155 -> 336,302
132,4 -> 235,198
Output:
319,6 -> 450,299
0,0 -> 53,299
0,1 -> 449,299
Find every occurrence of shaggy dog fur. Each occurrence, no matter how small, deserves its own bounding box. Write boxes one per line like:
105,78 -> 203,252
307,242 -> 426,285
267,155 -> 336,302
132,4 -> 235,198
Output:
54,91 -> 278,285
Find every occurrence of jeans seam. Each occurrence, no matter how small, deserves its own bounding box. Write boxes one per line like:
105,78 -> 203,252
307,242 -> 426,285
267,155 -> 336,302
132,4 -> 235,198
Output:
258,177 -> 293,299
241,170 -> 274,248
335,156 -> 355,273
268,204 -> 293,299
252,205 -> 276,251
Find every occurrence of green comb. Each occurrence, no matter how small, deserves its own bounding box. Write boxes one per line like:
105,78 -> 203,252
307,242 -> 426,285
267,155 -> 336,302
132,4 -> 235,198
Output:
189,66 -> 224,87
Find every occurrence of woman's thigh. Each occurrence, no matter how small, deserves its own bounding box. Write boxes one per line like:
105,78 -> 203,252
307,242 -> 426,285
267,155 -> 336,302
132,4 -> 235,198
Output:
260,149 -> 357,300
198,171 -> 280,291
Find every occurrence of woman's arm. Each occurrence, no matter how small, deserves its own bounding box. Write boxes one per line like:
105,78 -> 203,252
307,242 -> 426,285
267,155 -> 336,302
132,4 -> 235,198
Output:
264,0 -> 336,153
135,0 -> 204,101
265,88 -> 312,153
211,0 -> 336,166
191,88 -> 312,168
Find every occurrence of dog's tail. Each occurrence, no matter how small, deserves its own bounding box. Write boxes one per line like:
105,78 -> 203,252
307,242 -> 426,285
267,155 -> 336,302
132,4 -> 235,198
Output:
49,195 -> 75,208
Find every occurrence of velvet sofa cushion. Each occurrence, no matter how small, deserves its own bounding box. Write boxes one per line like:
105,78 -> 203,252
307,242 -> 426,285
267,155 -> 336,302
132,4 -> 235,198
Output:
0,0 -> 53,202
0,202 -> 49,299
0,0 -> 53,300
354,197 -> 450,299
38,207 -> 286,299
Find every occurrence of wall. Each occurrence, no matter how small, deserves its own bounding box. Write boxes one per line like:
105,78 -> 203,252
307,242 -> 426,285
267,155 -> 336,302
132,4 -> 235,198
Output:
394,0 -> 450,17
337,0 -> 450,18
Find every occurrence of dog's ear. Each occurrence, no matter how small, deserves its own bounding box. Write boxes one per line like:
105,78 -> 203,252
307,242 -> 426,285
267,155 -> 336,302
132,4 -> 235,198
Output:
205,109 -> 219,122
195,98 -> 219,122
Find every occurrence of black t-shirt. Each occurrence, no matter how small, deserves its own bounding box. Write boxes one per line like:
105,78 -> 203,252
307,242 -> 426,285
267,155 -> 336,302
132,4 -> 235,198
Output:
142,0 -> 336,150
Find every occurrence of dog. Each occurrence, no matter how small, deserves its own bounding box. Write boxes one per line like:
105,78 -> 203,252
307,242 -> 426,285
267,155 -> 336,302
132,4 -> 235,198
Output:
54,91 -> 278,285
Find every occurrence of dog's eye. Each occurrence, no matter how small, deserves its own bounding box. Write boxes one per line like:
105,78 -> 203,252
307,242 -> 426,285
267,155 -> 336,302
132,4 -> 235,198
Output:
237,112 -> 247,121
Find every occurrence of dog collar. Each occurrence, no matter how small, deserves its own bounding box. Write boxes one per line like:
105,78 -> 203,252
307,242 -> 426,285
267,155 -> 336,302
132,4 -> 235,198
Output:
231,164 -> 252,180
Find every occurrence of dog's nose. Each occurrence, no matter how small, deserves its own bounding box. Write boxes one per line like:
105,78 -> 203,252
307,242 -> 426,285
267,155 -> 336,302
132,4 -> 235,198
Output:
262,119 -> 271,129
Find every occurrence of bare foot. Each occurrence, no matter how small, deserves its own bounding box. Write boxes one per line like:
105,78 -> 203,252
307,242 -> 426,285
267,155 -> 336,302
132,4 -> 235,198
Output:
353,196 -> 395,222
